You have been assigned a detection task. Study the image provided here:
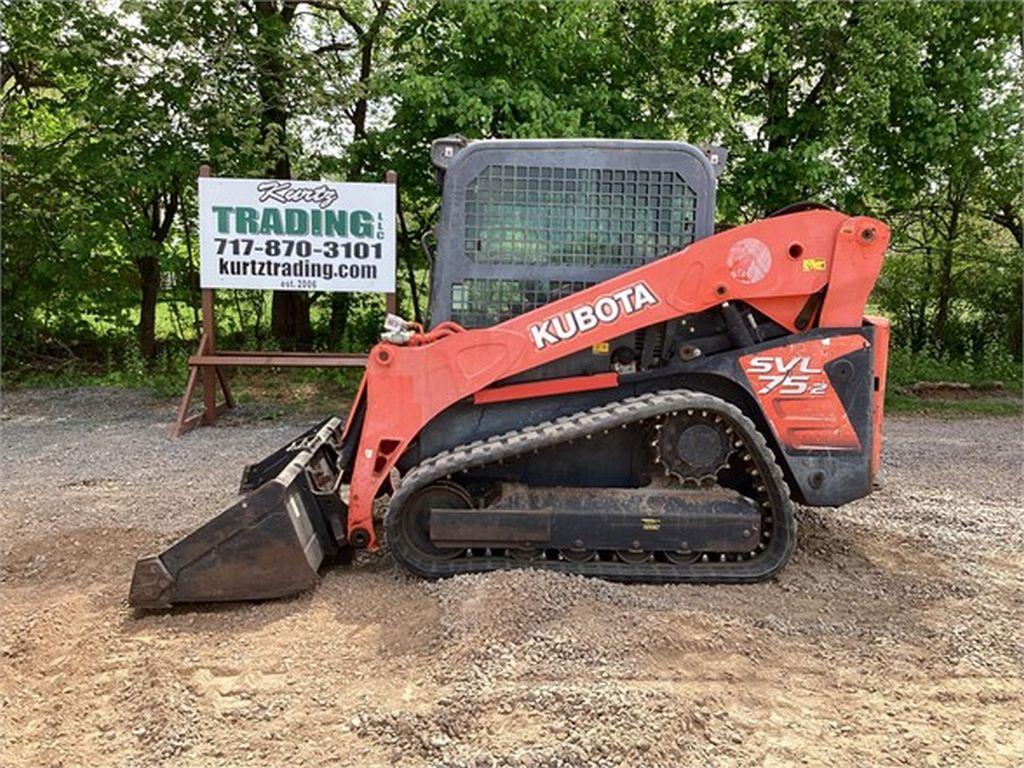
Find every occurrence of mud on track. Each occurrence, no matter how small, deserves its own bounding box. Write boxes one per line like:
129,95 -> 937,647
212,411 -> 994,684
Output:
1,387 -> 1022,767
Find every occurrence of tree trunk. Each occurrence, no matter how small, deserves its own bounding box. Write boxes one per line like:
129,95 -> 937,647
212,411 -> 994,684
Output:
138,254 -> 160,361
1009,285 -> 1023,363
932,244 -> 955,352
328,293 -> 351,347
911,298 -> 927,353
931,202 -> 961,353
271,291 -> 312,348
267,149 -> 312,348
255,0 -> 312,349
135,190 -> 179,362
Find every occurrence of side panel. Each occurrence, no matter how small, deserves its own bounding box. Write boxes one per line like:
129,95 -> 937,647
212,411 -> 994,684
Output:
739,335 -> 867,452
728,329 -> 878,506
864,316 -> 890,478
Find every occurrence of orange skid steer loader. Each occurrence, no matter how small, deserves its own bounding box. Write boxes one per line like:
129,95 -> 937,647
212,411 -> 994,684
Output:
130,139 -> 889,608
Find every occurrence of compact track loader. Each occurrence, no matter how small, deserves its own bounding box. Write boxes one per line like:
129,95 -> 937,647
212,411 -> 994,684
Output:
130,138 -> 890,608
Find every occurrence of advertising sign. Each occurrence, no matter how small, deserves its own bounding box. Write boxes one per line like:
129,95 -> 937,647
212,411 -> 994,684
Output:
199,177 -> 396,292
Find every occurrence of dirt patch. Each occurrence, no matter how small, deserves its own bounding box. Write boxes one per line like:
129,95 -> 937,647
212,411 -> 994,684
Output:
1,389 -> 1022,766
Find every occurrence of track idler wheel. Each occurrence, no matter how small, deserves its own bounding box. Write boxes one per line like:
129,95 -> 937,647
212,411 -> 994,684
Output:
390,483 -> 471,562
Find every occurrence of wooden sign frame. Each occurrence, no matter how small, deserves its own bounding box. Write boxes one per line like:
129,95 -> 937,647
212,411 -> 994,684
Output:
170,166 -> 397,437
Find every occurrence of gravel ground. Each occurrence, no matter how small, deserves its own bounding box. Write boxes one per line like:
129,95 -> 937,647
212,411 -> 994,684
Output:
1,386 -> 1022,767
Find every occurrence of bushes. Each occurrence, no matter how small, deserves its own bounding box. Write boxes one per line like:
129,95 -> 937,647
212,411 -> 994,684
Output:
887,347 -> 1022,392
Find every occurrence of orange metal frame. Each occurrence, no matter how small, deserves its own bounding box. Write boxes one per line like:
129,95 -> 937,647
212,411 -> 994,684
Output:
342,210 -> 889,547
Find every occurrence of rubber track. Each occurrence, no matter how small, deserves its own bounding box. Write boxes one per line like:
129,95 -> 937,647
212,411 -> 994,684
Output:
385,389 -> 796,583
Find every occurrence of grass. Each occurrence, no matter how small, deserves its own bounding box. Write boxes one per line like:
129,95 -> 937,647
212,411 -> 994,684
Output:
228,366 -> 364,416
886,347 -> 1022,391
5,331 -> 1021,419
3,352 -> 366,418
7,360 -> 187,399
882,347 -> 1021,416
885,392 -> 1021,417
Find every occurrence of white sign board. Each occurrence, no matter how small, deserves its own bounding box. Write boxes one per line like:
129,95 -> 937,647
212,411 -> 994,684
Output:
199,177 -> 396,293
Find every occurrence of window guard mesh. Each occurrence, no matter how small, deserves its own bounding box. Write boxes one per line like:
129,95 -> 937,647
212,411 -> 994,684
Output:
451,279 -> 597,328
463,165 -> 698,268
451,165 -> 699,326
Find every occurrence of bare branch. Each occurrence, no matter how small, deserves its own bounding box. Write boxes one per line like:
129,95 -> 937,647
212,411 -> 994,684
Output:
314,41 -> 355,54
305,0 -> 365,37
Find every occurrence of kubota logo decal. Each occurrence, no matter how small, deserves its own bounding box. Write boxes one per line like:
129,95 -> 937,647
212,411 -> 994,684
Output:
727,238 -> 772,284
745,356 -> 828,396
528,282 -> 659,350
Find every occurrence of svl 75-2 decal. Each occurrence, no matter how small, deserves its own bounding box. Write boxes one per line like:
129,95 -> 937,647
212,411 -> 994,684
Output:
744,356 -> 828,396
739,336 -> 869,451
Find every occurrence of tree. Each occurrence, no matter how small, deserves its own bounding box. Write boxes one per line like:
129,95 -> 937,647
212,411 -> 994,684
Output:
862,2 -> 1022,356
2,0 -> 196,361
3,0 -> 1019,373
246,1 -> 312,348
300,0 -> 404,336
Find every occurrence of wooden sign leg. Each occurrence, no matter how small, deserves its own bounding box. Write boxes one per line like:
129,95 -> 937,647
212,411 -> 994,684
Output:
169,330 -> 208,438
169,284 -> 235,437
169,361 -> 201,438
197,287 -> 233,426
201,368 -> 217,425
216,367 -> 236,409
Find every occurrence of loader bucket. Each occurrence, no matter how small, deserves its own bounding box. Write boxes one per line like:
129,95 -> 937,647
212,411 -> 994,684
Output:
129,417 -> 347,609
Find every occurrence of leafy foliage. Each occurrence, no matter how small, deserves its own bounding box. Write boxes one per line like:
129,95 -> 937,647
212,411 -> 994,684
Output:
2,0 -> 1021,380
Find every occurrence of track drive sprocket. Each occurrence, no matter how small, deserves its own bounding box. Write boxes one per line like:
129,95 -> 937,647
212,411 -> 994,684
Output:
653,409 -> 737,485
